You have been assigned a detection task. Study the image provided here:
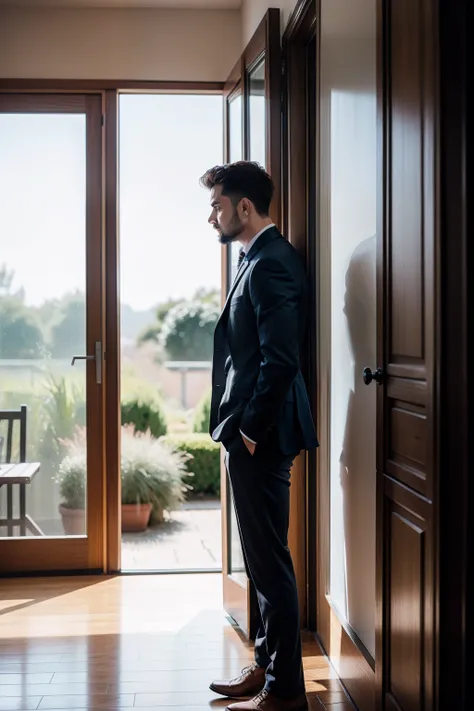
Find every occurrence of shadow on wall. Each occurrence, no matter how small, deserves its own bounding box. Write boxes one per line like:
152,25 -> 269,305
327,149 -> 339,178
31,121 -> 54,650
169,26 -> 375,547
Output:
340,233 -> 377,653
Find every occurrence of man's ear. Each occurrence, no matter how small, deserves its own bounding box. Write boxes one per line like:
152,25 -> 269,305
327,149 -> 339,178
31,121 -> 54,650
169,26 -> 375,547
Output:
240,197 -> 252,218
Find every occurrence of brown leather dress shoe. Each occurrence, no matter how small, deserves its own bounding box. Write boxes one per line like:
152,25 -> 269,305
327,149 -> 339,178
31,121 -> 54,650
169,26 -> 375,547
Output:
227,689 -> 309,711
210,662 -> 266,699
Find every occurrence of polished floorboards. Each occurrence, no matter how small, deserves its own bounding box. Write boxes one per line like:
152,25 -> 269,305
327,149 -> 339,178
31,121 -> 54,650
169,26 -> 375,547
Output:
0,574 -> 355,710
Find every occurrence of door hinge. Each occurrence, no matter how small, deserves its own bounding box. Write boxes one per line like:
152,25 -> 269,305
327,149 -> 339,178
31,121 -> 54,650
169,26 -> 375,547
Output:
101,114 -> 105,127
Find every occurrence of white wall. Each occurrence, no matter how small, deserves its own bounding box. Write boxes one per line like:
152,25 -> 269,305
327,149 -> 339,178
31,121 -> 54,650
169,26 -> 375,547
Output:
319,0 -> 377,659
241,0 -> 298,46
0,7 -> 241,81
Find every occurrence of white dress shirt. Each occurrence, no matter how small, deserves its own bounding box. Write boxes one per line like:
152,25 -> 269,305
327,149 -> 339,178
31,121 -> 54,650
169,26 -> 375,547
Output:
242,223 -> 275,255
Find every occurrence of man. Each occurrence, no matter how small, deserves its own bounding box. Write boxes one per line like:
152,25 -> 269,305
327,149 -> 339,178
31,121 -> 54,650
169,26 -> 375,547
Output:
200,162 -> 318,711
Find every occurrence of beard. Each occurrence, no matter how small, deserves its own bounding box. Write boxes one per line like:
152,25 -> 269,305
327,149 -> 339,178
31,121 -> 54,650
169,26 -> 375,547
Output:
216,210 -> 245,244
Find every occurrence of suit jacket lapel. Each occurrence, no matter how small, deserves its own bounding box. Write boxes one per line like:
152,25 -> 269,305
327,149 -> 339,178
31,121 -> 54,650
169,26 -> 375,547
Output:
216,227 -> 281,329
218,259 -> 249,323
245,225 -> 280,262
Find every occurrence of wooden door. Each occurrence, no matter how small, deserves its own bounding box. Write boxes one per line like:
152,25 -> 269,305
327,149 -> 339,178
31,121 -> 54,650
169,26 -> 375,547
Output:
0,93 -> 105,573
286,0 -> 467,707
312,0 -> 438,708
376,1 -> 437,708
282,0 -> 317,632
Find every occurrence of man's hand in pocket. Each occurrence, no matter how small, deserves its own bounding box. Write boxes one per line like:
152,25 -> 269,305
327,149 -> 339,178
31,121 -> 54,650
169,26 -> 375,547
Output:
241,432 -> 256,456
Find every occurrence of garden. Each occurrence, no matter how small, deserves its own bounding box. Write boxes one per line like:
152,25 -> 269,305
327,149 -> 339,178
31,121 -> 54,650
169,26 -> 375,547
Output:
0,265 -> 222,568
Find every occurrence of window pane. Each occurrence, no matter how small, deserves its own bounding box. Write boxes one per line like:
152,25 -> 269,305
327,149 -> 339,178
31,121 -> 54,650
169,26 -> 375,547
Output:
0,113 -> 87,539
249,59 -> 266,169
226,91 -> 246,583
118,94 -> 223,572
229,93 -> 242,163
228,93 -> 244,284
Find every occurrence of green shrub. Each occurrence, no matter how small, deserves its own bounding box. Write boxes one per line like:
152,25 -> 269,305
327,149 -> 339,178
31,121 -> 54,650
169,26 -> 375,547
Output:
162,433 -> 220,497
193,389 -> 211,433
121,396 -> 167,438
56,426 -> 191,522
41,375 -> 85,469
121,427 -> 191,523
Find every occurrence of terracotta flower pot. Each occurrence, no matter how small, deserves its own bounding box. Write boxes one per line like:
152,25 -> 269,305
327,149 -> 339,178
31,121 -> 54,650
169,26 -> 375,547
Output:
59,505 -> 86,536
121,503 -> 152,532
153,504 -> 164,524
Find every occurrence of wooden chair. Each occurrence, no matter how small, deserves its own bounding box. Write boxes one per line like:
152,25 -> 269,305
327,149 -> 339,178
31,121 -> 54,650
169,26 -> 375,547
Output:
0,405 -> 27,464
0,405 -> 42,536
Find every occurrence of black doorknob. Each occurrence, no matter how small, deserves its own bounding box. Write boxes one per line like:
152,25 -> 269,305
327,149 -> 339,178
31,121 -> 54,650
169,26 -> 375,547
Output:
363,367 -> 384,385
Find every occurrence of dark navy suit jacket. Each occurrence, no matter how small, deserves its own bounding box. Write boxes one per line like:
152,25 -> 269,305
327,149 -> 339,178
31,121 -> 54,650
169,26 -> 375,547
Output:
209,226 -> 318,457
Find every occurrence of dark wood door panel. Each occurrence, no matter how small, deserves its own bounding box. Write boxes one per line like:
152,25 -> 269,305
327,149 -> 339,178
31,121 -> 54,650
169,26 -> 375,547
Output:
389,0 -> 424,366
387,0 -> 435,374
384,0 -> 436,499
382,477 -> 434,711
379,0 -> 437,706
386,387 -> 429,498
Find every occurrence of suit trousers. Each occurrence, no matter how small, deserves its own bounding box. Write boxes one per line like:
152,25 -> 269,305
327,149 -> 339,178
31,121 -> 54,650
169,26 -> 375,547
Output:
225,432 -> 305,700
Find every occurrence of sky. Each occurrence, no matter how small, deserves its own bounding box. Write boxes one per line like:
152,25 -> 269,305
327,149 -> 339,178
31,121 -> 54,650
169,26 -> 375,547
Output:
119,94 -> 223,310
0,93 -> 223,312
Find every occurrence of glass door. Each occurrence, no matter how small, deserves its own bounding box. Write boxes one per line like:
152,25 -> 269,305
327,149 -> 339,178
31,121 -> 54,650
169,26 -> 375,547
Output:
221,80 -> 250,634
220,9 -> 281,638
0,94 -> 105,573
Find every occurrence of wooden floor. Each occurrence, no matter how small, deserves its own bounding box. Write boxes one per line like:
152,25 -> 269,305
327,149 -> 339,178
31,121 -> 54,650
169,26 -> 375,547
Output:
0,574 -> 354,710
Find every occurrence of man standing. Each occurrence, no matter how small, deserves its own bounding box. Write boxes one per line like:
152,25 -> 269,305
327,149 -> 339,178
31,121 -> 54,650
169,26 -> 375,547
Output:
200,162 -> 318,711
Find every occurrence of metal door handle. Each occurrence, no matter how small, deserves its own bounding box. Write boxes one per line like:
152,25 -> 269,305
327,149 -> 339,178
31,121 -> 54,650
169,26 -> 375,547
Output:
363,366 -> 384,385
71,341 -> 102,384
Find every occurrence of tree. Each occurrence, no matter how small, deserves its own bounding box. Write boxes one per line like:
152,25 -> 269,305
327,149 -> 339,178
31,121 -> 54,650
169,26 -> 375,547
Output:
0,264 -> 14,296
0,263 -> 25,302
137,288 -> 221,348
193,287 -> 220,308
0,297 -> 44,359
160,300 -> 219,361
137,297 -> 182,346
49,292 -> 85,358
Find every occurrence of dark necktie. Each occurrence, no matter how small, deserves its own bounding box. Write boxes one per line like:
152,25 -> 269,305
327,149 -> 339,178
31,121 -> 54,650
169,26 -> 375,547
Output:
237,249 -> 246,269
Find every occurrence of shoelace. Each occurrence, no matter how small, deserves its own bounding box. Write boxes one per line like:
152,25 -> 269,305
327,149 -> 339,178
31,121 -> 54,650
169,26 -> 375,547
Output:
230,662 -> 257,683
253,689 -> 269,706
241,662 -> 258,676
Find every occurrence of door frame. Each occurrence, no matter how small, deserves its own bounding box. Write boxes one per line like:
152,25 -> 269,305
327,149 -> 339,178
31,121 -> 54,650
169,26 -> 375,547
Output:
436,0 -> 470,707
281,0 -> 318,632
104,89 -> 121,574
0,92 -> 105,573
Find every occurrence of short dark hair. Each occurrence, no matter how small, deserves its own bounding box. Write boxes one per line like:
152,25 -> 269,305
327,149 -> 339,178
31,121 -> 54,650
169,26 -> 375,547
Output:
200,161 -> 274,216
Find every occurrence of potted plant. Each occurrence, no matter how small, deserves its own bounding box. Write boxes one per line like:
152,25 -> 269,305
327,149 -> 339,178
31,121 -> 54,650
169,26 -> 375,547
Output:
121,426 -> 192,531
55,437 -> 86,536
56,426 -> 192,535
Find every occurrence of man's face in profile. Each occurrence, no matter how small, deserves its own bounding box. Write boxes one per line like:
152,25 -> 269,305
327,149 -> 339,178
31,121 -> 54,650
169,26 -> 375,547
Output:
208,185 -> 245,244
